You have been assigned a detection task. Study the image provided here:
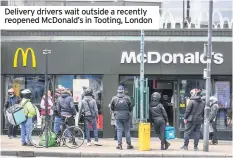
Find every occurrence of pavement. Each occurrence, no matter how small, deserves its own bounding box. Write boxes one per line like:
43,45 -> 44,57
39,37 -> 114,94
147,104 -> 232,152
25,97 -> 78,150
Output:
0,135 -> 232,158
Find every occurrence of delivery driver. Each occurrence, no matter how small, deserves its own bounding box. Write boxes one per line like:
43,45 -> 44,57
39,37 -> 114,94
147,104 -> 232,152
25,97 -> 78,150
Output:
4,88 -> 21,139
19,89 -> 36,146
150,92 -> 170,150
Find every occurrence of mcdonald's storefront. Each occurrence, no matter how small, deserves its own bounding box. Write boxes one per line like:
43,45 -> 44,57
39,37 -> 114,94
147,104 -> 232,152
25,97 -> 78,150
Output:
1,40 -> 232,140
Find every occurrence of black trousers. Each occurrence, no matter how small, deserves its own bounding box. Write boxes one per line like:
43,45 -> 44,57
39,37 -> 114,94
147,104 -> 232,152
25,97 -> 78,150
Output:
153,119 -> 166,144
184,123 -> 201,147
8,124 -> 18,137
210,121 -> 218,142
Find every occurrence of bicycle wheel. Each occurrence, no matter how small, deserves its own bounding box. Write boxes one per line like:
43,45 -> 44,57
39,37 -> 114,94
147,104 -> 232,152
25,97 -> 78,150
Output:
29,123 -> 51,148
62,126 -> 84,149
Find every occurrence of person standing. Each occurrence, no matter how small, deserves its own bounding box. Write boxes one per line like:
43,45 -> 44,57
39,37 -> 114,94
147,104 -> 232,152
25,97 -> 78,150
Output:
209,96 -> 219,145
4,88 -> 21,139
19,89 -> 36,146
79,88 -> 100,146
52,88 -> 63,134
57,89 -> 77,129
180,89 -> 205,151
110,85 -> 134,150
40,90 -> 54,128
149,92 -> 170,150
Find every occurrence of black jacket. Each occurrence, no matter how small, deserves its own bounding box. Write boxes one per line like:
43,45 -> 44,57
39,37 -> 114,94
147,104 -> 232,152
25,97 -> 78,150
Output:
150,101 -> 168,122
110,93 -> 133,120
184,96 -> 205,123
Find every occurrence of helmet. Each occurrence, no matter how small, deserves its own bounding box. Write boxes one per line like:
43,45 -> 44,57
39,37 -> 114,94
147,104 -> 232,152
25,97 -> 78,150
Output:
209,96 -> 218,105
21,89 -> 32,99
190,89 -> 201,97
84,88 -> 93,96
8,88 -> 15,97
151,92 -> 161,101
117,85 -> 124,93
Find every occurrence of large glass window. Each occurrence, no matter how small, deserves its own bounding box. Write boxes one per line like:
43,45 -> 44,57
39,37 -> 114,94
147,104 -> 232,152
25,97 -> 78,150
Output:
212,80 -> 232,130
4,75 -> 48,105
55,75 -> 103,129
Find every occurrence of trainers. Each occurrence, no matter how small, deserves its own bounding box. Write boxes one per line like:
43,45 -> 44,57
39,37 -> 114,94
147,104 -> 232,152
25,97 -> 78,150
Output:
127,145 -> 134,149
8,136 -> 13,139
94,141 -> 102,146
116,144 -> 122,150
180,146 -> 188,150
194,147 -> 199,151
165,142 -> 170,150
87,142 -> 91,146
21,142 -> 27,146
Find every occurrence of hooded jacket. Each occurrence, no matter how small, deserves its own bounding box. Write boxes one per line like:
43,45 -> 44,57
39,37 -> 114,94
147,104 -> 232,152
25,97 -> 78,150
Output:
184,96 -> 205,123
150,100 -> 168,122
79,96 -> 98,119
57,92 -> 77,117
110,92 -> 133,120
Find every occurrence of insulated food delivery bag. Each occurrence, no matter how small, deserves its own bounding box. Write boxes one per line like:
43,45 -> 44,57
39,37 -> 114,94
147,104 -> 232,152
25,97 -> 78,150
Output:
165,126 -> 176,140
6,104 -> 26,126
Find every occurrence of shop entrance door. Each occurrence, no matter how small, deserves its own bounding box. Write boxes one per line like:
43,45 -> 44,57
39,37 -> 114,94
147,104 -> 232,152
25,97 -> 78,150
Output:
148,79 -> 178,127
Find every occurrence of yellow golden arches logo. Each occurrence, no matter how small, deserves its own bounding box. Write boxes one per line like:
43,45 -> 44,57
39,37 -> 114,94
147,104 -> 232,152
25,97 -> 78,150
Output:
13,48 -> 36,68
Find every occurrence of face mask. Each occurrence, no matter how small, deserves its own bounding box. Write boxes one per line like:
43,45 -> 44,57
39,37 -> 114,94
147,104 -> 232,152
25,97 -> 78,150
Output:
8,93 -> 14,98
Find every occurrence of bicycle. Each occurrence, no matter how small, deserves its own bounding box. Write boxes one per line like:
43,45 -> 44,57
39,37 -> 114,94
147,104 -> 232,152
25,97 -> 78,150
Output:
29,116 -> 85,149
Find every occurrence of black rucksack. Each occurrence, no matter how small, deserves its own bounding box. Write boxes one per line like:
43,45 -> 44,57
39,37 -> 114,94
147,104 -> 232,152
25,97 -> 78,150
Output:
115,97 -> 129,111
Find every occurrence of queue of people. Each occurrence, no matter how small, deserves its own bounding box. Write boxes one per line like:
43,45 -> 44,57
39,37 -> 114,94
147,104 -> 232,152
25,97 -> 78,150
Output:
4,86 -> 221,150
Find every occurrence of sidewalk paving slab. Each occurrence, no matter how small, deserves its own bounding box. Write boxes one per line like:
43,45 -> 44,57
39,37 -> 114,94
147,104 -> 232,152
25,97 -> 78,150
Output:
1,135 -> 232,157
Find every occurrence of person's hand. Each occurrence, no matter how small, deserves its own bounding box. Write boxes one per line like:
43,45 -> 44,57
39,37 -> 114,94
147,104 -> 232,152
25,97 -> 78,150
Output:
166,122 -> 169,126
184,119 -> 187,124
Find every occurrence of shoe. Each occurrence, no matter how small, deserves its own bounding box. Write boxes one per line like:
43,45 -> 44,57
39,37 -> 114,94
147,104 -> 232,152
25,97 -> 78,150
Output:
194,147 -> 199,151
22,142 -> 27,146
13,136 -> 17,138
87,142 -> 91,146
94,141 -> 102,146
212,140 -> 218,145
127,144 -> 134,149
116,144 -> 122,150
8,136 -> 13,139
165,142 -> 170,150
180,146 -> 188,150
27,142 -> 33,146
161,143 -> 165,150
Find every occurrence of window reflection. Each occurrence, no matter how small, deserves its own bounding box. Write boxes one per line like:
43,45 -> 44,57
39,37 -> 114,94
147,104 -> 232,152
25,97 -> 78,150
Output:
5,75 -> 46,105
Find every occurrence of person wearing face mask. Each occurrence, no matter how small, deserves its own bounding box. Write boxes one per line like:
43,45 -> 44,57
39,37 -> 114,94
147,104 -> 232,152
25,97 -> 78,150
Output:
4,88 -> 21,139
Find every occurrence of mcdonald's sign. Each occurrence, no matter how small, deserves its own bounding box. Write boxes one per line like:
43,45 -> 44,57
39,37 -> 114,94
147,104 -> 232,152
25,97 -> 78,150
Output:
13,48 -> 37,68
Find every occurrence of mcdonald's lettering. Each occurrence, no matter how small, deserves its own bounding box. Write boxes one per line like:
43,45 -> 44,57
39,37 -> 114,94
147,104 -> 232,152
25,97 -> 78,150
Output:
13,48 -> 37,68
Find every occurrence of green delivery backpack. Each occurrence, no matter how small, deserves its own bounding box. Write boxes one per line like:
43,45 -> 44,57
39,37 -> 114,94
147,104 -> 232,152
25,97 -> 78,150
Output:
39,131 -> 57,147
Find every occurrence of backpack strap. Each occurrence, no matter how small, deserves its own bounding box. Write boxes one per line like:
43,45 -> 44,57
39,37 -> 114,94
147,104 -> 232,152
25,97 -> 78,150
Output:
86,100 -> 94,117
